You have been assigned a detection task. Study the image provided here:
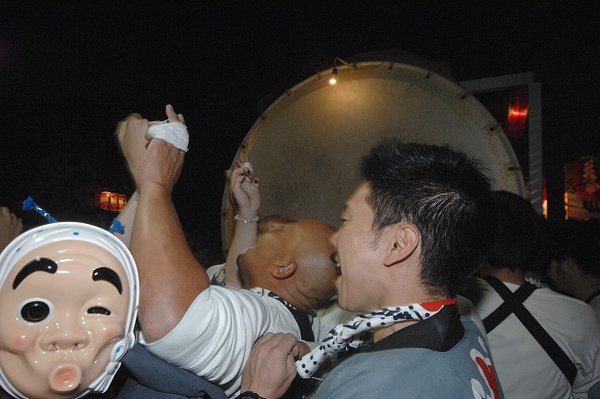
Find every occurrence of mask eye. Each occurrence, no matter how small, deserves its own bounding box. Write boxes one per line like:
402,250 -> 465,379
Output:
88,306 -> 111,316
18,298 -> 53,323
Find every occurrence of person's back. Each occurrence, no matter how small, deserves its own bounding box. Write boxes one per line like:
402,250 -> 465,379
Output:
465,191 -> 600,398
469,277 -> 600,398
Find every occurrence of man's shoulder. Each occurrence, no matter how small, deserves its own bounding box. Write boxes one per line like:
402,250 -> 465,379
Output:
466,277 -> 600,328
317,318 -> 500,398
527,287 -> 600,328
317,344 -> 497,398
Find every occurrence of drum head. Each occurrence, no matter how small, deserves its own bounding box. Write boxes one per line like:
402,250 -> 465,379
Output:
222,61 -> 524,250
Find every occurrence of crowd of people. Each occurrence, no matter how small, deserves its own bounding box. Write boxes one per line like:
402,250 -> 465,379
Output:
0,104 -> 599,399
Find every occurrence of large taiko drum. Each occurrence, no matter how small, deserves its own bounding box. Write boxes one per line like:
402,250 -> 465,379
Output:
221,61 -> 524,250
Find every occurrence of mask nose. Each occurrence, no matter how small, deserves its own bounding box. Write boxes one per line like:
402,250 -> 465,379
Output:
40,314 -> 90,352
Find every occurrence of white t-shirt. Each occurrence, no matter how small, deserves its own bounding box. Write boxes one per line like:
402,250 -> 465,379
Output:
587,294 -> 600,319
143,264 -> 346,398
468,277 -> 600,399
206,263 -> 343,342
141,285 -> 300,397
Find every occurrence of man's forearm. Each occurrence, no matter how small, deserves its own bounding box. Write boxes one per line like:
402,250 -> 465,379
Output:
131,184 -> 210,342
224,211 -> 258,288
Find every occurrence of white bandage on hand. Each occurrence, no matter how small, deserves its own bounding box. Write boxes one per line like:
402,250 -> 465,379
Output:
148,122 -> 189,152
241,161 -> 254,175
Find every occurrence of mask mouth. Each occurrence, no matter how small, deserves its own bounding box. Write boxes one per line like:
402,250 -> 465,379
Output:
48,363 -> 82,393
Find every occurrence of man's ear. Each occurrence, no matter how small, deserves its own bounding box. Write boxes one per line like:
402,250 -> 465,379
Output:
383,223 -> 419,266
269,260 -> 297,279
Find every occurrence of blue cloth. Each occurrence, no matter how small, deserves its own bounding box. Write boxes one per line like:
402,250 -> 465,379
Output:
314,314 -> 503,398
117,343 -> 227,399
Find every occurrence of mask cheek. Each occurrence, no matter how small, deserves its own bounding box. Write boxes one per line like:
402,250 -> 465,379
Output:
100,326 -> 122,343
0,330 -> 36,354
92,314 -> 127,344
12,336 -> 32,352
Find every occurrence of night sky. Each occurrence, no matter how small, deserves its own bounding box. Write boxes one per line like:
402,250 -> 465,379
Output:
1,2 -> 599,257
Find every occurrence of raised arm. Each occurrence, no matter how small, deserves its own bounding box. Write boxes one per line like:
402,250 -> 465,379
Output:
112,111 -> 182,247
111,192 -> 138,247
112,115 -> 146,247
224,162 -> 260,287
118,105 -> 210,342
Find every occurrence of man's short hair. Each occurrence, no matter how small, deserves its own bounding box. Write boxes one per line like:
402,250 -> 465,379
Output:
551,219 -> 600,277
486,190 -> 541,272
360,138 -> 494,296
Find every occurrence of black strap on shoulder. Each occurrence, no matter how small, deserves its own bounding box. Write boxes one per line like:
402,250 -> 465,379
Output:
266,291 -> 315,399
482,276 -> 536,333
482,276 -> 577,385
288,309 -> 315,342
267,291 -> 315,341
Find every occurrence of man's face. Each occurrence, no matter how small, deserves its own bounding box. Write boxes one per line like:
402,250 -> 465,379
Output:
291,221 -> 339,302
0,240 -> 131,399
238,220 -> 338,299
330,183 -> 387,312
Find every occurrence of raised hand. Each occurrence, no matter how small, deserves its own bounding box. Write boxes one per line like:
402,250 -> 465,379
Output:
136,105 -> 185,194
230,159 -> 260,219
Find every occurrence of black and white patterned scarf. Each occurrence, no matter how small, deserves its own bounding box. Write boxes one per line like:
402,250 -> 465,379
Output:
295,298 -> 457,378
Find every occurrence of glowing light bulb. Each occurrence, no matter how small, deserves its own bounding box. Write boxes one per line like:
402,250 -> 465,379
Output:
328,67 -> 338,85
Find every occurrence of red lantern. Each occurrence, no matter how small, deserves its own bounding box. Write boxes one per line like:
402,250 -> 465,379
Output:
506,88 -> 528,140
109,193 -> 119,211
99,191 -> 111,211
97,190 -> 127,212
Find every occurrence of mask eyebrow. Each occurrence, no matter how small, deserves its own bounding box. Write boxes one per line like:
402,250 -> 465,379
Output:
13,257 -> 58,289
92,267 -> 123,294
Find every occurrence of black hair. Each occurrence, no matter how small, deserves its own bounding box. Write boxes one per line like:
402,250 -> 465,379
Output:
486,190 -> 541,272
550,219 -> 600,277
360,138 -> 494,296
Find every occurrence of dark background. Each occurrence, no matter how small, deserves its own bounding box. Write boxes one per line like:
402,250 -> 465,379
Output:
1,2 -> 599,259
